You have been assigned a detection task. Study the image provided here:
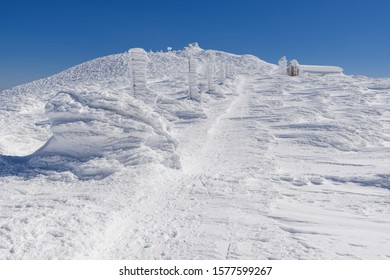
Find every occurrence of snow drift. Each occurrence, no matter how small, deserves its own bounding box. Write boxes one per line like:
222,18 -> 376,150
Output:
0,44 -> 273,179
0,86 -> 180,179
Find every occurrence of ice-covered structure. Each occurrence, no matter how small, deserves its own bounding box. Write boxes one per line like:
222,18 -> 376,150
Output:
288,59 -> 300,76
218,64 -> 226,84
207,64 -> 215,94
128,48 -> 156,105
205,53 -> 215,94
185,42 -> 202,53
278,56 -> 287,74
285,57 -> 343,76
188,57 -> 200,101
225,63 -> 235,79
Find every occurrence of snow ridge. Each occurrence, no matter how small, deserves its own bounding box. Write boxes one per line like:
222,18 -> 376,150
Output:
0,83 -> 181,180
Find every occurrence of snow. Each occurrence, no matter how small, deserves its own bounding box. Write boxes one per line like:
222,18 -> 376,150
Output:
206,62 -> 216,94
1,44 -> 390,259
128,48 -> 155,104
300,65 -> 343,74
188,57 -> 200,101
278,56 -> 287,74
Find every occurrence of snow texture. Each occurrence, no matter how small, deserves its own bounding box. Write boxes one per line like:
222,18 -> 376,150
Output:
1,43 -> 390,260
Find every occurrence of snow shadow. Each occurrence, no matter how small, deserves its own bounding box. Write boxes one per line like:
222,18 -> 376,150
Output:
0,153 -> 117,180
0,154 -> 51,180
325,175 -> 390,190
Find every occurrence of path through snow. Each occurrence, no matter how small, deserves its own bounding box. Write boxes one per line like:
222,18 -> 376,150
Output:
1,47 -> 390,260
87,75 -> 390,260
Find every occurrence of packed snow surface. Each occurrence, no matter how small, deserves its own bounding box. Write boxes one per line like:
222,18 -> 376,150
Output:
1,44 -> 390,259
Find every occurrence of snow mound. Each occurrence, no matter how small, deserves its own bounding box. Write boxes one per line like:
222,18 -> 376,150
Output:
0,87 -> 180,179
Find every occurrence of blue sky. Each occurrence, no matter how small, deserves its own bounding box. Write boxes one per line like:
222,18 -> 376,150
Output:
1,0 -> 389,89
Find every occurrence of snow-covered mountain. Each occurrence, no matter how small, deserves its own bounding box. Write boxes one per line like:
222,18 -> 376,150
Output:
0,44 -> 389,259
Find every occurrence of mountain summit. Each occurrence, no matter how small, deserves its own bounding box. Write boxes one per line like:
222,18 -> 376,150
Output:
0,45 -> 389,259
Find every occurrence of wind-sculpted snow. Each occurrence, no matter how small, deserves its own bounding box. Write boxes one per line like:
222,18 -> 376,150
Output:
46,88 -> 179,164
0,86 -> 180,179
0,44 -> 272,180
1,44 -> 390,260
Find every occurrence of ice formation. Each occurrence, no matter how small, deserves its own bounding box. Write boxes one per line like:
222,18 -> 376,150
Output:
188,57 -> 200,101
278,56 -> 287,74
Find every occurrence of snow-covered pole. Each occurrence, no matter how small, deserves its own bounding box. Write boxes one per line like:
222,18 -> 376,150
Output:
128,48 -> 148,95
127,52 -> 134,95
278,56 -> 287,74
188,57 -> 200,100
128,48 -> 156,104
231,64 -> 236,76
207,63 -> 215,94
226,63 -> 235,79
225,63 -> 230,79
219,63 -> 226,84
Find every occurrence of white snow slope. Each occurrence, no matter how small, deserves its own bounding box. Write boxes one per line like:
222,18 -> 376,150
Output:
1,44 -> 390,259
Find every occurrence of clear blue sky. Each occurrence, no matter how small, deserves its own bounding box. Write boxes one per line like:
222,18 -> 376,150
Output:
1,0 -> 389,89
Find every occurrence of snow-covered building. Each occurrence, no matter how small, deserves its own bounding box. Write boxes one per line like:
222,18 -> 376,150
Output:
288,59 -> 300,76
299,64 -> 344,75
286,58 -> 343,76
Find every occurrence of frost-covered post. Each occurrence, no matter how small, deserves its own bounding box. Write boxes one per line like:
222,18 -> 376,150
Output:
226,63 -> 235,79
207,64 -> 215,93
225,63 -> 230,79
127,53 -> 134,95
278,56 -> 287,74
230,64 -> 236,77
207,63 -> 215,94
188,57 -> 200,101
287,59 -> 300,76
128,48 -> 148,96
218,64 -> 226,84
128,48 -> 155,104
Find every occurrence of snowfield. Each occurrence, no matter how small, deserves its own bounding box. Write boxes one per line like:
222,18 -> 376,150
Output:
0,44 -> 389,259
